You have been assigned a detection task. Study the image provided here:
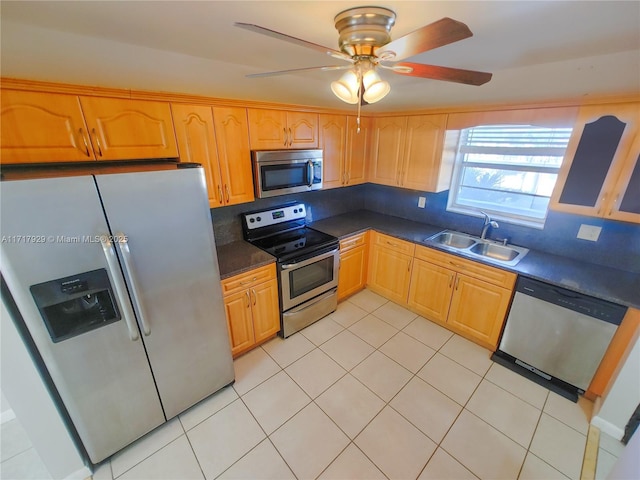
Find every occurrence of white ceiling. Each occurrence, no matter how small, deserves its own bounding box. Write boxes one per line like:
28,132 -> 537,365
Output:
1,1 -> 639,112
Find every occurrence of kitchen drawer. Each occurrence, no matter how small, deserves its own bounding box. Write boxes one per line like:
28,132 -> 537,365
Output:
220,263 -> 276,296
414,245 -> 516,289
339,231 -> 368,253
371,231 -> 415,256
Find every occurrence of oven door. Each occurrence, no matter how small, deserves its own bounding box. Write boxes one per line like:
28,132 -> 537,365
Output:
280,246 -> 339,311
254,159 -> 322,198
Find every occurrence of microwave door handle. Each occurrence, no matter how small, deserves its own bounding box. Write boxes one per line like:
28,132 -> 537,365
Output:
99,235 -> 139,341
307,160 -> 313,187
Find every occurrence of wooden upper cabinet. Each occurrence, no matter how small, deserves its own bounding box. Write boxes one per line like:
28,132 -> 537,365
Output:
550,103 -> 639,220
367,114 -> 449,191
1,90 -> 95,163
319,114 -> 347,189
345,116 -> 370,186
79,97 -> 178,161
402,114 -> 450,191
368,116 -> 407,186
606,133 -> 640,222
171,104 -> 223,207
247,108 -> 318,149
212,107 -> 254,206
172,104 -> 253,208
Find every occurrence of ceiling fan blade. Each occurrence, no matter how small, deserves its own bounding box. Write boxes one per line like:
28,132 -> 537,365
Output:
394,62 -> 492,86
245,65 -> 352,78
235,23 -> 352,62
376,17 -> 473,61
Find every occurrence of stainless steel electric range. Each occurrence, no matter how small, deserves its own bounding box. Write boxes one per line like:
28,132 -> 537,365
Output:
242,203 -> 339,337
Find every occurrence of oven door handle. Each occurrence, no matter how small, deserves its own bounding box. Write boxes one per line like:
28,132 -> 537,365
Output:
281,247 -> 339,270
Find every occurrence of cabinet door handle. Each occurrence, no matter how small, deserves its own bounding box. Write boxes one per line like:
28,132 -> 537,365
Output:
217,185 -> 223,204
283,128 -> 288,147
78,128 -> 91,157
245,291 -> 250,308
455,277 -> 460,290
288,128 -> 293,147
449,275 -> 454,289
346,172 -> 350,184
608,195 -> 619,216
407,260 -> 412,272
225,184 -> 230,203
91,128 -> 103,157
251,289 -> 257,305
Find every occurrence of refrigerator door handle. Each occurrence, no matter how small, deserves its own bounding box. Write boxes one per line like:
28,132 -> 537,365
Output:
114,233 -> 152,336
99,235 -> 140,341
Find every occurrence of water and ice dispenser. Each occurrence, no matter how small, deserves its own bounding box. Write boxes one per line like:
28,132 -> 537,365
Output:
30,269 -> 121,342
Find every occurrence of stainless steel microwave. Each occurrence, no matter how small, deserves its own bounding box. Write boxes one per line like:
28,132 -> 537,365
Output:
252,149 -> 323,198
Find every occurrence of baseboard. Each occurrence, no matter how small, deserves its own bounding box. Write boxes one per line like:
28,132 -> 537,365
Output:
590,415 -> 625,440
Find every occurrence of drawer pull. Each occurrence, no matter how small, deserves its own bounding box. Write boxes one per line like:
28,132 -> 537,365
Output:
449,261 -> 463,268
240,277 -> 258,285
386,241 -> 399,247
342,240 -> 358,247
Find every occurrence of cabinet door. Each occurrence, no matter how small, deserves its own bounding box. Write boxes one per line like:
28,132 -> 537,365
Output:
223,290 -> 255,357
247,109 -> 288,149
319,114 -> 347,189
401,114 -> 448,191
213,107 -> 254,206
447,274 -> 512,350
550,103 -> 639,216
605,134 -> 640,223
171,104 -> 223,207
407,259 -> 454,324
250,278 -> 280,344
338,245 -> 368,300
368,116 -> 407,186
287,111 -> 318,148
80,97 -> 178,161
367,245 -> 412,304
1,90 -> 95,163
345,116 -> 370,186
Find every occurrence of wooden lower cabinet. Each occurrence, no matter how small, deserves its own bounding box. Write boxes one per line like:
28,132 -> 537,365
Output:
407,245 -> 516,350
367,232 -> 415,304
221,264 -> 280,357
338,232 -> 368,300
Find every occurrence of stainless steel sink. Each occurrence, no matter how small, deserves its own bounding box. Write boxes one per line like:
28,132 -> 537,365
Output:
470,242 -> 520,261
430,231 -> 476,249
426,230 -> 529,266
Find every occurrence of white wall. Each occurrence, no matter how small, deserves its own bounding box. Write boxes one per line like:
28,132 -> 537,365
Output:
1,297 -> 90,480
591,336 -> 640,439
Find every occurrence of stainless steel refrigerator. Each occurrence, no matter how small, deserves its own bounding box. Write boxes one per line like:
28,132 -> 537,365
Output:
0,167 -> 235,464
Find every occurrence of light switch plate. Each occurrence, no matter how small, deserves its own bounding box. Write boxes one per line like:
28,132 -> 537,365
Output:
577,224 -> 602,241
418,197 -> 426,208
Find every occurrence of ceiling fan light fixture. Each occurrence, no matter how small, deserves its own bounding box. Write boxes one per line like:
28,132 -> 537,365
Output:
331,70 -> 359,104
362,68 -> 390,103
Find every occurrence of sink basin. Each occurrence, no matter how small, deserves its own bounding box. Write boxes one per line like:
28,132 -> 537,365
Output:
426,229 -> 529,266
429,231 -> 476,249
470,242 -> 520,261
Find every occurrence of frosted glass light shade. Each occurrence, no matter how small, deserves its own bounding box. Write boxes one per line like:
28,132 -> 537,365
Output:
362,68 -> 390,103
331,70 -> 359,104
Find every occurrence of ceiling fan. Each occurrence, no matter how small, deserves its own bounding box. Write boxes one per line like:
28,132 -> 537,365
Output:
235,6 -> 492,105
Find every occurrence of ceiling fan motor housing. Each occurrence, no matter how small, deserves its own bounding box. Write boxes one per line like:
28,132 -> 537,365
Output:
334,6 -> 396,57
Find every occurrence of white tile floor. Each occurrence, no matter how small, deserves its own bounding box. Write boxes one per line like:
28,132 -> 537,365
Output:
1,289 -> 626,480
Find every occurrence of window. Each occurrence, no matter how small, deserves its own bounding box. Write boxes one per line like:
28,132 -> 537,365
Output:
447,124 -> 573,228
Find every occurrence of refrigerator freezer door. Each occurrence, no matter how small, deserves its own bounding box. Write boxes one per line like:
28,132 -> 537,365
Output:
95,168 -> 234,418
0,176 -> 165,463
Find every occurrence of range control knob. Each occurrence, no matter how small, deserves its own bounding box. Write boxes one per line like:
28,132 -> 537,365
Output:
249,218 -> 255,223
256,216 -> 262,222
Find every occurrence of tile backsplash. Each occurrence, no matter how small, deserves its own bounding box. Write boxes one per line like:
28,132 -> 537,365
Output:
212,183 -> 640,274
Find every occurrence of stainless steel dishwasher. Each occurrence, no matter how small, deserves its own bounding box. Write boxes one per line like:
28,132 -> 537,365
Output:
492,277 -> 627,401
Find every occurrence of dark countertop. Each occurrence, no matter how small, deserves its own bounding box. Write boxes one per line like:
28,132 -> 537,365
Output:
216,240 -> 275,280
310,210 -> 640,309
216,210 -> 640,308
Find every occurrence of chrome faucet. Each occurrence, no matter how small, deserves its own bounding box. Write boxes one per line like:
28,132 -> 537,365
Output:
480,211 -> 499,240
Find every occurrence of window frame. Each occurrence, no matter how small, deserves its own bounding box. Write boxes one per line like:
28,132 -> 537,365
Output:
446,125 -> 573,229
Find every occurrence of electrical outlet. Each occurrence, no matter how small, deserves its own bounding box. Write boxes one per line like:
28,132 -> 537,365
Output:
418,196 -> 426,208
577,224 -> 602,241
